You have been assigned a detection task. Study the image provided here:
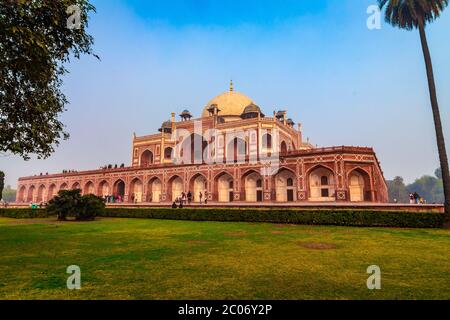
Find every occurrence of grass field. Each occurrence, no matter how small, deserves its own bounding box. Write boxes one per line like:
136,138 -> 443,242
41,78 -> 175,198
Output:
0,217 -> 449,300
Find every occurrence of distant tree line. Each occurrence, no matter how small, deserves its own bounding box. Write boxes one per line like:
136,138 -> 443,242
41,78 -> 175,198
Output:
387,168 -> 445,204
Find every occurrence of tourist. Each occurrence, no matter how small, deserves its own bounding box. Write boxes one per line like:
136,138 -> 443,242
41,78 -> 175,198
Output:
187,191 -> 192,204
179,201 -> 184,209
181,192 -> 186,205
199,192 -> 203,204
131,193 -> 135,204
409,193 -> 414,204
204,191 -> 208,204
171,202 -> 178,209
413,192 -> 420,204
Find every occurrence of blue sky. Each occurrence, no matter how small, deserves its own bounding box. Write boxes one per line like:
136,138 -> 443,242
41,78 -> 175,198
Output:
1,0 -> 450,187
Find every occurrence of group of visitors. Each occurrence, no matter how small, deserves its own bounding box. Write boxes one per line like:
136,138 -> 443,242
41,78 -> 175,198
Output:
61,170 -> 77,174
100,164 -> 125,170
103,194 -> 124,203
0,199 -> 9,208
29,202 -> 45,209
171,190 -> 208,209
409,192 -> 426,204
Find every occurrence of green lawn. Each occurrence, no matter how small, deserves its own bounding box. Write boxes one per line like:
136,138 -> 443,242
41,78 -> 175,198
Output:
0,217 -> 449,300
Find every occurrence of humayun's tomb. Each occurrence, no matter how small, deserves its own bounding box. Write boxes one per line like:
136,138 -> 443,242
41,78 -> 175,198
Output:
16,82 -> 388,205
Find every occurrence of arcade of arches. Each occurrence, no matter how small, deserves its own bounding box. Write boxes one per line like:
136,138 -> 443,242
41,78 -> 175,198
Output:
17,160 -> 386,204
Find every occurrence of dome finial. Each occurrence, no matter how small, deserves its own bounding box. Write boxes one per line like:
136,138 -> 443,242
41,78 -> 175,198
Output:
230,80 -> 234,92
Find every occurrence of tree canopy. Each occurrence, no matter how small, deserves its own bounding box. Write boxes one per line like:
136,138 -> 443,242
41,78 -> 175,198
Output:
387,168 -> 445,204
0,0 -> 97,160
379,0 -> 448,29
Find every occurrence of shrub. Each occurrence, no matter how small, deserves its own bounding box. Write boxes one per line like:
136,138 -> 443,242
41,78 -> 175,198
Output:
0,207 -> 444,228
46,189 -> 105,221
0,208 -> 49,218
76,194 -> 105,221
47,189 -> 82,220
99,208 -> 444,228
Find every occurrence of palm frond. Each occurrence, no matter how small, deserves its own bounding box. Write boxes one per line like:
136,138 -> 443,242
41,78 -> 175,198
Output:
378,0 -> 448,29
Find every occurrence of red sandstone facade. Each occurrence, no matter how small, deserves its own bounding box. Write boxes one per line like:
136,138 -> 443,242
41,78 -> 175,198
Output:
16,86 -> 388,204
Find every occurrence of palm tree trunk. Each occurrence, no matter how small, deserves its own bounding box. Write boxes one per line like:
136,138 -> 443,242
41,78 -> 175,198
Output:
418,21 -> 450,226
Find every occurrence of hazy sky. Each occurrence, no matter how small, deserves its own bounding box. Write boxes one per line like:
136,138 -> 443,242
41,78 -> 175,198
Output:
1,0 -> 450,187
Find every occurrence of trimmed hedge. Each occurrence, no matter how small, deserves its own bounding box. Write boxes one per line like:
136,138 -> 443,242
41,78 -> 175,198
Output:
100,208 -> 444,228
0,207 -> 444,228
0,208 -> 51,219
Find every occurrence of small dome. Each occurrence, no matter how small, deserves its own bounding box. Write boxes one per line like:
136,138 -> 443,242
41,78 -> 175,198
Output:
180,110 -> 192,119
241,103 -> 265,119
243,103 -> 260,114
287,118 -> 295,126
158,120 -> 172,133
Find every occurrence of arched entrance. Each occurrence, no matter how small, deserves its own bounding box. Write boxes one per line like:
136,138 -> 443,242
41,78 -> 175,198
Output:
130,178 -> 143,203
216,172 -> 234,203
140,150 -> 153,166
243,171 -> 263,202
148,177 -> 162,203
113,179 -> 126,201
275,169 -> 296,202
18,186 -> 26,203
98,180 -> 110,197
48,184 -> 57,200
308,166 -> 336,201
180,133 -> 207,165
348,169 -> 372,202
226,137 -> 247,163
84,181 -> 95,195
72,182 -> 81,191
27,185 -> 36,202
190,174 -> 207,203
169,176 -> 183,201
37,185 -> 46,203
60,183 -> 68,191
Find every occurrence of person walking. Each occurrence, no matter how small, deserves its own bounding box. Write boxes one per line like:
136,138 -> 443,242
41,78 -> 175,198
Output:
187,191 -> 192,205
199,192 -> 203,204
409,193 -> 415,204
204,191 -> 208,204
413,192 -> 420,204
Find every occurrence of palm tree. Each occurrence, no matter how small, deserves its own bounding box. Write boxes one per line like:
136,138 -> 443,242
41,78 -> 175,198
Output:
379,0 -> 450,225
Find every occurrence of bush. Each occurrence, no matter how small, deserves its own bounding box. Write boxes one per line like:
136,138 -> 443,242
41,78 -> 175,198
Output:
0,208 -> 49,219
47,189 -> 82,220
0,207 -> 443,228
99,208 -> 444,229
76,194 -> 105,221
46,189 -> 105,221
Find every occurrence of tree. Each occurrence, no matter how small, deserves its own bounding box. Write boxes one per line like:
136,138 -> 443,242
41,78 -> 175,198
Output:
46,189 -> 104,221
2,185 -> 16,202
407,175 -> 444,204
379,0 -> 450,225
77,194 -> 105,221
0,0 -> 97,160
47,189 -> 82,220
0,170 -> 4,200
387,176 -> 409,203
